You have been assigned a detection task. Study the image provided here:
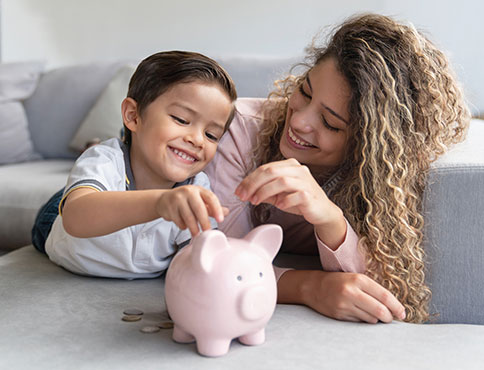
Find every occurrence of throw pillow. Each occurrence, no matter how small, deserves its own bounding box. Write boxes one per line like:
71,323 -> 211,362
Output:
0,62 -> 44,164
69,64 -> 136,152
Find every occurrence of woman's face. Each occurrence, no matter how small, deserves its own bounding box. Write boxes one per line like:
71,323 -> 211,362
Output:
279,57 -> 351,176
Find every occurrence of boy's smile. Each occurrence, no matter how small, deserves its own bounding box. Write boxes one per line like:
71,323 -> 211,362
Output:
123,81 -> 233,189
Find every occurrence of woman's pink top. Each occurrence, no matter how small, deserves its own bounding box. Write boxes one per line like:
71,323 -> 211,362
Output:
205,98 -> 365,279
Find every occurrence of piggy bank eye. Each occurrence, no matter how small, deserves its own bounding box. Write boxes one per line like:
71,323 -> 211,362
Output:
237,275 -> 243,281
259,272 -> 263,278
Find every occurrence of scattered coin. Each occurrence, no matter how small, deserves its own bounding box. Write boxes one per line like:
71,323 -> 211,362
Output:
140,326 -> 161,334
122,314 -> 142,322
123,308 -> 144,316
157,321 -> 174,329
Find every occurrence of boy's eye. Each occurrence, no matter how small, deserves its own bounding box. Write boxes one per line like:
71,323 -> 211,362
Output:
171,115 -> 188,125
205,132 -> 220,142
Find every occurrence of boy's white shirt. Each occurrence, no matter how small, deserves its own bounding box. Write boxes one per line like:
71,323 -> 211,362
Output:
45,138 -> 216,279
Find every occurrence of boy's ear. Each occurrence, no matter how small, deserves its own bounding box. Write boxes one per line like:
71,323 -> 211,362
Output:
121,97 -> 139,132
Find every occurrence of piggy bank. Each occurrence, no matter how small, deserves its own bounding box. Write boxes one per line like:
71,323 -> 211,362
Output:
165,224 -> 283,357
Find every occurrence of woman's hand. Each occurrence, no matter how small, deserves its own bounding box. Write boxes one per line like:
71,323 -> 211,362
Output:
156,185 -> 228,237
235,158 -> 347,248
235,158 -> 337,226
278,269 -> 406,323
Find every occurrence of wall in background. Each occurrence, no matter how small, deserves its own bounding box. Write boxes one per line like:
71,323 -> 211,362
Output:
1,0 -> 483,113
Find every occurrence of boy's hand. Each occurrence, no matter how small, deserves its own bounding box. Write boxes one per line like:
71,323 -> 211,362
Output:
156,186 -> 228,237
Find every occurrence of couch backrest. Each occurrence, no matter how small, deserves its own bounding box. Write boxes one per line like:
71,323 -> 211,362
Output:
24,62 -> 127,159
23,56 -> 299,160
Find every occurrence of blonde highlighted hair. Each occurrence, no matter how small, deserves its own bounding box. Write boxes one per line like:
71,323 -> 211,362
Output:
253,14 -> 470,323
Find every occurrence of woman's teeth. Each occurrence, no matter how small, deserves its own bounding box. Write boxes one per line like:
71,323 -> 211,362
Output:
288,127 -> 313,147
172,148 -> 196,162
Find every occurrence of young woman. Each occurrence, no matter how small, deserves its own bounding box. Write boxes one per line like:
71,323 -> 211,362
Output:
205,13 -> 470,323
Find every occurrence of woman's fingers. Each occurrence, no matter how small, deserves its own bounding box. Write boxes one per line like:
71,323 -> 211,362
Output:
247,177 -> 298,205
348,307 -> 379,324
235,159 -> 303,201
354,292 -> 394,323
360,277 -> 406,320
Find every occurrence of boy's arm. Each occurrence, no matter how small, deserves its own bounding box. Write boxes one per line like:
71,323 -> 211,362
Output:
62,186 -> 227,238
62,188 -> 164,238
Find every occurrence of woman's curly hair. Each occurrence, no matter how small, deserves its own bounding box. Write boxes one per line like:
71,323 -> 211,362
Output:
253,13 -> 470,323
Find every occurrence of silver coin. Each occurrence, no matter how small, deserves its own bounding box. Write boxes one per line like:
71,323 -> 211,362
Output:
122,314 -> 142,322
123,308 -> 144,316
140,325 -> 161,334
157,321 -> 174,329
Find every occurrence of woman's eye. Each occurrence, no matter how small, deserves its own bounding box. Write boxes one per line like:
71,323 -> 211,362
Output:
322,116 -> 340,132
171,115 -> 188,125
299,84 -> 311,100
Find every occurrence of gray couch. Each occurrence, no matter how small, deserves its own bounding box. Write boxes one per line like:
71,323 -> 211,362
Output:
1,58 -> 484,369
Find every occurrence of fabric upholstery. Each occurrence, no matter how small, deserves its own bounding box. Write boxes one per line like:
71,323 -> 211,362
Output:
69,65 -> 135,152
24,62 -> 128,159
423,119 -> 484,324
0,160 -> 75,250
0,62 -> 44,164
1,246 -> 483,370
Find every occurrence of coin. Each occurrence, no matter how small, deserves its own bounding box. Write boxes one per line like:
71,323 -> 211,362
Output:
157,321 -> 174,329
123,308 -> 144,316
122,314 -> 142,322
140,326 -> 160,334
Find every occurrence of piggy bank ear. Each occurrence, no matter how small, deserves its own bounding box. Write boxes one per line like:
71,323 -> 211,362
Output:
190,229 -> 229,273
243,224 -> 283,261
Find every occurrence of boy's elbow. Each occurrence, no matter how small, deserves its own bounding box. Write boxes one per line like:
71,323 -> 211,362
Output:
61,210 -> 86,238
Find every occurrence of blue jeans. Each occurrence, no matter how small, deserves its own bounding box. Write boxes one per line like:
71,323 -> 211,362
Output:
31,188 -> 64,254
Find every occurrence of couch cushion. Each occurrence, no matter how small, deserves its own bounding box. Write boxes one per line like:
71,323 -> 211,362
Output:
0,62 -> 44,164
1,245 -> 483,369
0,160 -> 74,250
24,62 -> 129,159
69,64 -> 136,152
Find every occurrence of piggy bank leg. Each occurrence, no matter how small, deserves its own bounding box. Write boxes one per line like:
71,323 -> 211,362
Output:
238,328 -> 265,346
196,338 -> 231,357
172,325 -> 195,343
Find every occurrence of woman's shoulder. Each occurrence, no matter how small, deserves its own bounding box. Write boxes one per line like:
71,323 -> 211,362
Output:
235,98 -> 266,118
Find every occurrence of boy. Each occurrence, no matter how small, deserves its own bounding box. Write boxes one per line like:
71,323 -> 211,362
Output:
41,51 -> 237,278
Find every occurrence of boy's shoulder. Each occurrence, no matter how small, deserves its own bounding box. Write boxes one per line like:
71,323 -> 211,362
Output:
185,171 -> 211,189
77,138 -> 124,163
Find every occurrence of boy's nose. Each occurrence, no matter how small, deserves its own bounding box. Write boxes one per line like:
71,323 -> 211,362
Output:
185,129 -> 204,147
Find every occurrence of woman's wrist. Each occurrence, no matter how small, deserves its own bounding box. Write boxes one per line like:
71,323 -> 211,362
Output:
277,269 -> 329,308
314,204 -> 347,250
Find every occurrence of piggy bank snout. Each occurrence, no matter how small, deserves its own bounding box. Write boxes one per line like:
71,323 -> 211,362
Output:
239,286 -> 275,321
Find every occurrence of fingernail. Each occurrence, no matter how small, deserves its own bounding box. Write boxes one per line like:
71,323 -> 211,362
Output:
399,310 -> 406,320
251,196 -> 258,205
238,190 -> 247,201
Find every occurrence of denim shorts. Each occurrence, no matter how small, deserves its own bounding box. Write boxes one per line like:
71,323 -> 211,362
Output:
31,188 -> 64,254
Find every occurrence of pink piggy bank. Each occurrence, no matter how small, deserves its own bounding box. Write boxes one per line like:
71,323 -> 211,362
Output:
165,224 -> 283,357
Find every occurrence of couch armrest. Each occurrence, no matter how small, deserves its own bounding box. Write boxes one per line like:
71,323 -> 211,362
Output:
424,119 -> 484,324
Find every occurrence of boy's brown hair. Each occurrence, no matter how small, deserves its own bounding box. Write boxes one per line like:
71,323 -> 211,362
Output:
123,51 -> 237,146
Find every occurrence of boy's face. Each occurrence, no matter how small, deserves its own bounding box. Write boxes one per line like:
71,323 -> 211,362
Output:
123,82 -> 233,189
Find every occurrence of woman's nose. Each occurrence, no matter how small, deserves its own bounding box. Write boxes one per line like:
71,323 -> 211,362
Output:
290,108 -> 314,133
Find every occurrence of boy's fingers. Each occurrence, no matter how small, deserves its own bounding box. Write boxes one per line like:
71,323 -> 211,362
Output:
200,191 -> 225,223
222,206 -> 229,216
188,196 -> 211,232
179,203 -> 200,237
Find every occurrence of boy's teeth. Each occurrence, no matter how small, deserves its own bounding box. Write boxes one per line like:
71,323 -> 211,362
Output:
288,127 -> 312,147
173,148 -> 196,162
